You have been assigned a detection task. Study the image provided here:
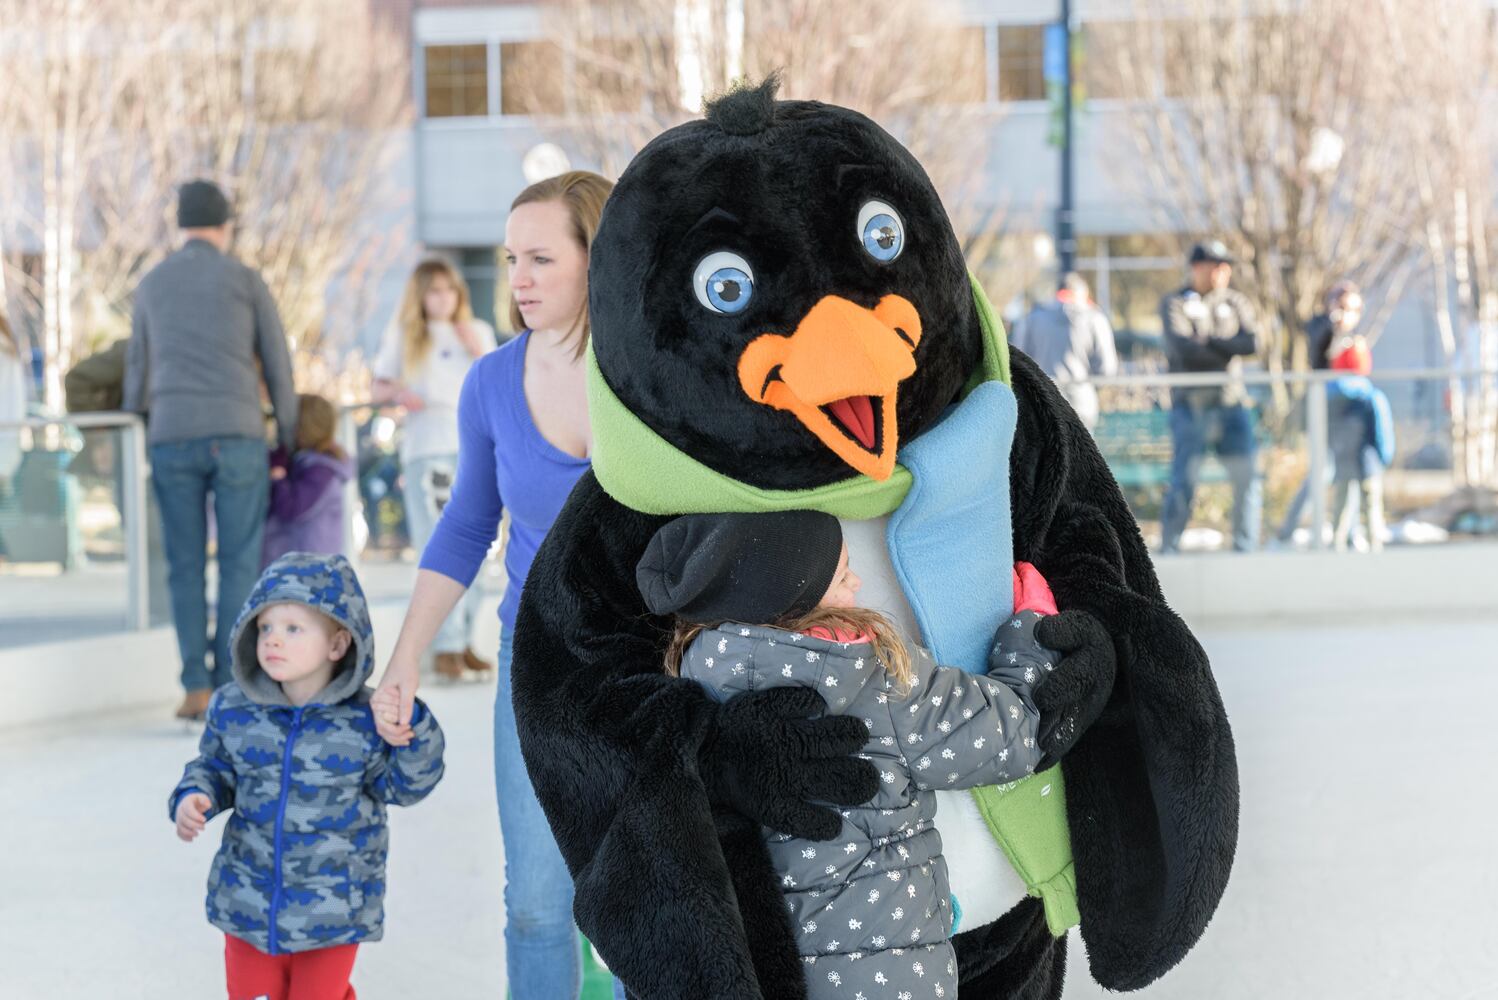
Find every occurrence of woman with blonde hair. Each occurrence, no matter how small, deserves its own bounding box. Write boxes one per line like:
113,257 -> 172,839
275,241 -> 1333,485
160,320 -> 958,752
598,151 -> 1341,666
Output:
374,170 -> 614,999
372,257 -> 498,679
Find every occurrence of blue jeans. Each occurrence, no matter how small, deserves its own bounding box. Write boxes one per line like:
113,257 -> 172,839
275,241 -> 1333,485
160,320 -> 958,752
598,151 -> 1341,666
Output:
150,437 -> 268,692
1160,402 -> 1263,553
495,631 -> 583,998
1276,462 -> 1336,542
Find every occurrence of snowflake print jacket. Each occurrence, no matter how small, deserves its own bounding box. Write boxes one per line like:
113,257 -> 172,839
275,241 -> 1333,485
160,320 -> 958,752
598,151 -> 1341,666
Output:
677,611 -> 1052,976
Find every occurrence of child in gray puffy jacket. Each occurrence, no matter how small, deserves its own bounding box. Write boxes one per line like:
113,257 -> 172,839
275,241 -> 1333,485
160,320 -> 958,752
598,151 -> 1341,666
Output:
169,552 -> 444,999
635,511 -> 1057,1000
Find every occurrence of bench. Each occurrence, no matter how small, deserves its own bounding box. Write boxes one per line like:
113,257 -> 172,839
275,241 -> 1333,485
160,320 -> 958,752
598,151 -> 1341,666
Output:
1093,409 -> 1256,489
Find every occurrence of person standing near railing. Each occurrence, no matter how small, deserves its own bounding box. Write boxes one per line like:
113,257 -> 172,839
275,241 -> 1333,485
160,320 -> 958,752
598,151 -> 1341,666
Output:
1275,281 -> 1365,546
1326,336 -> 1395,552
1158,240 -> 1265,554
123,179 -> 298,721
0,311 -> 27,565
370,258 -> 499,681
1011,271 -> 1118,431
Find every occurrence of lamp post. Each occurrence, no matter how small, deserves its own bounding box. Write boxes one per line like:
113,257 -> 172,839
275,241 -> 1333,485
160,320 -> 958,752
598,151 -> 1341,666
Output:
1054,0 -> 1076,281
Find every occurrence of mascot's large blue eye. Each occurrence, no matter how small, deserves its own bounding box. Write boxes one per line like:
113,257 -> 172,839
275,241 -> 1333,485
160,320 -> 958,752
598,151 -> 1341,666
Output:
857,199 -> 905,263
693,251 -> 755,314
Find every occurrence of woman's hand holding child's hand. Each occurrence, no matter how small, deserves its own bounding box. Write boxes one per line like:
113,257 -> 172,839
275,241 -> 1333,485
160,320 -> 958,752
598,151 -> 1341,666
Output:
371,686 -> 409,746
175,793 -> 212,842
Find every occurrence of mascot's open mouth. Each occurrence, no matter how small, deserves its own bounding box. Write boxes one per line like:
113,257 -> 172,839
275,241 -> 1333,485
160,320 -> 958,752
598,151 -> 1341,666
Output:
737,294 -> 921,481
823,395 -> 881,453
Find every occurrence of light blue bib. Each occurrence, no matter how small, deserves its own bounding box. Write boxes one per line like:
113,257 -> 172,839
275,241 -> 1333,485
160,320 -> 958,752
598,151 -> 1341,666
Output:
886,380 -> 1019,672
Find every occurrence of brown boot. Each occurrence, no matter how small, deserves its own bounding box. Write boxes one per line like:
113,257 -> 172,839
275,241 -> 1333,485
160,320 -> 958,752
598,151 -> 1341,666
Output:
175,689 -> 212,721
461,646 -> 495,675
434,652 -> 467,682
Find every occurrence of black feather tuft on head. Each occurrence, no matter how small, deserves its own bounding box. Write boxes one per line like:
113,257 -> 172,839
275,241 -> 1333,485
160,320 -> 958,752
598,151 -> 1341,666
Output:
704,73 -> 781,136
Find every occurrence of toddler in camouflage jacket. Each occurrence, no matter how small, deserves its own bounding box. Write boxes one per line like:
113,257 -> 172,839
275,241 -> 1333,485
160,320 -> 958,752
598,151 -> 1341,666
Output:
170,552 -> 445,999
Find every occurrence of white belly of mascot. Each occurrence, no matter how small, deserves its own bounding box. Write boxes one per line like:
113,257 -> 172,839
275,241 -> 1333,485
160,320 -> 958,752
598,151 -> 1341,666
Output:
841,516 -> 1029,929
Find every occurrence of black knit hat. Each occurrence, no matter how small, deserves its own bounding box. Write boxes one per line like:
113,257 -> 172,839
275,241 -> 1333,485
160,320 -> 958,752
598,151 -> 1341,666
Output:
178,180 -> 232,228
636,511 -> 843,624
1188,239 -> 1234,265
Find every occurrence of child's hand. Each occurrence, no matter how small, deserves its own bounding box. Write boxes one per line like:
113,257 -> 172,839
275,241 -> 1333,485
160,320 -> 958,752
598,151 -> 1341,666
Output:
370,687 -> 411,746
175,793 -> 212,842
269,466 -> 288,481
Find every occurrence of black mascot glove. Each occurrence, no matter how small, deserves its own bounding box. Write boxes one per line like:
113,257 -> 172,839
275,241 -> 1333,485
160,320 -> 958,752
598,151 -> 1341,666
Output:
698,686 -> 880,841
1032,610 -> 1117,771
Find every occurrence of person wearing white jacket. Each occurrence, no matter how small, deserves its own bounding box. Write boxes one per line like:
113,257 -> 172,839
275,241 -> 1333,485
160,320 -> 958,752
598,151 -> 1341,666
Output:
371,258 -> 498,681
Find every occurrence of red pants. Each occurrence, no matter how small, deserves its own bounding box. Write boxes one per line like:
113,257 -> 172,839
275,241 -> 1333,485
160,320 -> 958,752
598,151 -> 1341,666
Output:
224,935 -> 358,1000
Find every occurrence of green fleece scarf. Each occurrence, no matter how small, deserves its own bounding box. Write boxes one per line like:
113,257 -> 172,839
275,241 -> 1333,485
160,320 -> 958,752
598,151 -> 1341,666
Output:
588,273 -> 1077,937
587,273 -> 1007,519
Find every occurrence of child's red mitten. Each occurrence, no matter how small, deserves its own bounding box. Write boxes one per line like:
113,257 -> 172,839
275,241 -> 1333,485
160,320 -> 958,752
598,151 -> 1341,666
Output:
1012,561 -> 1058,617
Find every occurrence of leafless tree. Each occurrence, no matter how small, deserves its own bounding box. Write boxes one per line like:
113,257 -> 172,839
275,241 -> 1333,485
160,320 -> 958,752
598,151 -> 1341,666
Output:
0,0 -> 411,409
1090,0 -> 1426,373
518,0 -> 1003,259
1387,0 -> 1498,488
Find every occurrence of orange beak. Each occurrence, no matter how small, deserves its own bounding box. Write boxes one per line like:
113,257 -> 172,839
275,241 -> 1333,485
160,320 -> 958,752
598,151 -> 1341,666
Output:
737,294 -> 922,481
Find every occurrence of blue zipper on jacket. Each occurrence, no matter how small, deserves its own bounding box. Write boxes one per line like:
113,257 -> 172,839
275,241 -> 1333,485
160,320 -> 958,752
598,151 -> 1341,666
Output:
267,706 -> 305,955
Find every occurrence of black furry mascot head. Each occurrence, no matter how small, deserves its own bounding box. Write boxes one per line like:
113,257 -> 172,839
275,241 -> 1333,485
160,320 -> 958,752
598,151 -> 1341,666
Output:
591,76 -> 983,488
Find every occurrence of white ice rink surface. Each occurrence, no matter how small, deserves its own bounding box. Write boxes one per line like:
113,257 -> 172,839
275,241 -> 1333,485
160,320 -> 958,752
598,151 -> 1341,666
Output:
5,617 -> 1497,999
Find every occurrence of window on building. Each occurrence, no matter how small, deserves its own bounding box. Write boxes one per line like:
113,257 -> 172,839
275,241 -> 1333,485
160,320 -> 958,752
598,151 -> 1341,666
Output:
424,44 -> 489,118
500,40 -> 565,115
939,25 -> 992,104
570,36 -> 652,115
997,24 -> 1047,102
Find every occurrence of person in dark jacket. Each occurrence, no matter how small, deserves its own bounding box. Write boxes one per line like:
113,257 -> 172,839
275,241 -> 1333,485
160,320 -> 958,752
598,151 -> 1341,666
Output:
1158,240 -> 1264,553
261,394 -> 356,568
1276,281 -> 1366,545
1306,280 -> 1364,371
1326,338 -> 1395,552
125,179 -> 299,720
170,551 -> 444,998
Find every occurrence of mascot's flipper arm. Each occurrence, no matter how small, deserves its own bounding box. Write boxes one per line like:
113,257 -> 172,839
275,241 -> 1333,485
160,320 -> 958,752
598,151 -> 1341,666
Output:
1008,349 -> 1240,991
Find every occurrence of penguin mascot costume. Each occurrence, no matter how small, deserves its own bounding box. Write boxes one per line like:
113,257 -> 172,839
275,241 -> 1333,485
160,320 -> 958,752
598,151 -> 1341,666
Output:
512,78 -> 1238,999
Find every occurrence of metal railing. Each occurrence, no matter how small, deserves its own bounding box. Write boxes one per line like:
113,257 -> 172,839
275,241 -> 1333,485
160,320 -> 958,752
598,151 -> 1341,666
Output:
1076,364 -> 1498,551
1,363 -> 1490,648
0,412 -> 150,631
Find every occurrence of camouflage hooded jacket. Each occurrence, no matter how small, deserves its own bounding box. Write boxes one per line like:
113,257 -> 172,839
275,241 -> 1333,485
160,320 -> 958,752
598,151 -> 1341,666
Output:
168,552 -> 445,955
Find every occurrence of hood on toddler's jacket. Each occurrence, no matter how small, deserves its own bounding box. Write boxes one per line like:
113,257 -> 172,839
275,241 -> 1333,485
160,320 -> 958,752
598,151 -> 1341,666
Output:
228,551 -> 374,707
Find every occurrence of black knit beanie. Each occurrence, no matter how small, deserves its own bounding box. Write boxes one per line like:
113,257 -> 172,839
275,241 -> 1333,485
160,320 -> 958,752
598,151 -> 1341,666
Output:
636,511 -> 843,624
178,180 -> 232,228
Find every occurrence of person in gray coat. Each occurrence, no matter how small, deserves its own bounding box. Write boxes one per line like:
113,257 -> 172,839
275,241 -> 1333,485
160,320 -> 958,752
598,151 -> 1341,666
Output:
636,511 -> 1057,1000
125,179 -> 299,719
1011,272 -> 1118,431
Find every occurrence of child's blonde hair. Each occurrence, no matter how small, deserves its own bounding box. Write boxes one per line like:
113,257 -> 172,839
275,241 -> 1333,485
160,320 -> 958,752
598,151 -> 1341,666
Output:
294,393 -> 346,460
664,605 -> 914,693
